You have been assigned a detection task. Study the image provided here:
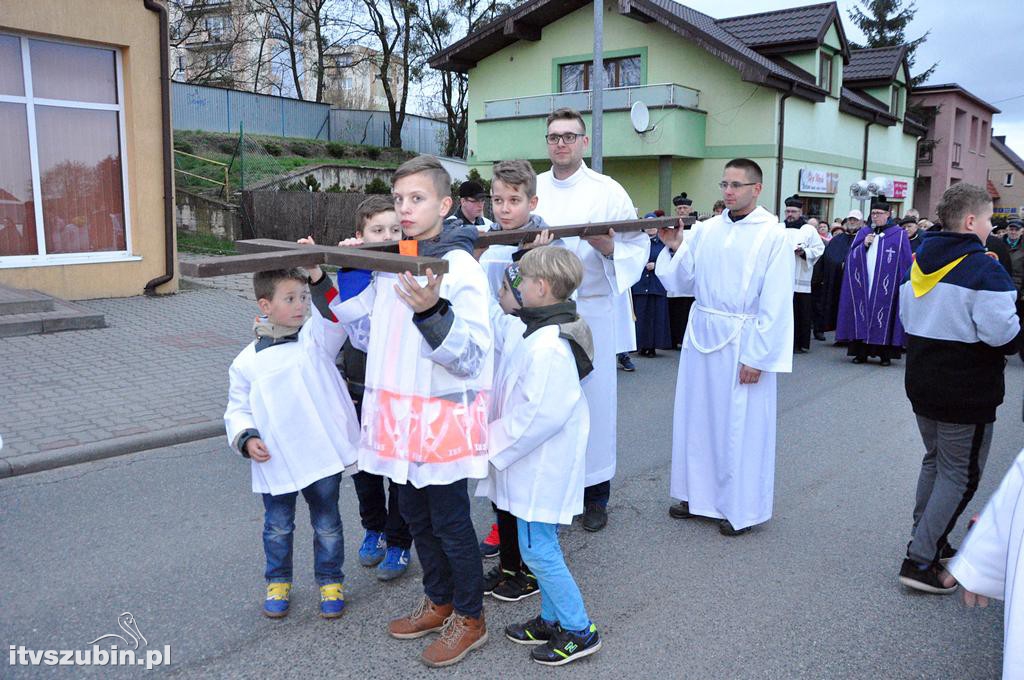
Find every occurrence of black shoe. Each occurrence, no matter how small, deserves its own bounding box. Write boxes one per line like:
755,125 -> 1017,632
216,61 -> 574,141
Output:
795,347 -> 808,354
506,616 -> 559,645
899,558 -> 956,594
483,564 -> 511,595
668,501 -> 695,519
492,571 -> 539,602
879,358 -> 891,366
851,356 -> 866,364
814,331 -> 826,341
531,624 -> 602,665
582,503 -> 607,532
719,519 -> 751,536
938,543 -> 957,566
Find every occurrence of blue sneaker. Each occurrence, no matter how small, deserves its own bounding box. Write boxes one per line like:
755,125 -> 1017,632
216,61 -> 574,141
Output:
376,546 -> 411,581
263,582 -> 291,618
319,583 -> 345,619
359,530 -> 386,567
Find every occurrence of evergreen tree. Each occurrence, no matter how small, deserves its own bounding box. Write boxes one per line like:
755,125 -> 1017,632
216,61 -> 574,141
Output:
847,0 -> 937,86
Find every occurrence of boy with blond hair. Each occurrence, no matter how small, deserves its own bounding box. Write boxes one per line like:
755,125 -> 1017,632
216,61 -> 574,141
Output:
480,246 -> 601,665
330,155 -> 493,667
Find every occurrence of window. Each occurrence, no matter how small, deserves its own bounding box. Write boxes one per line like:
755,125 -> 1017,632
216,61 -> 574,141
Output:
890,86 -> 900,116
980,120 -> 989,156
335,53 -> 353,68
559,55 -> 641,92
341,77 -> 354,90
1007,172 -> 1015,187
818,53 -> 832,93
176,54 -> 187,73
0,34 -> 130,262
970,116 -> 979,152
205,15 -> 231,40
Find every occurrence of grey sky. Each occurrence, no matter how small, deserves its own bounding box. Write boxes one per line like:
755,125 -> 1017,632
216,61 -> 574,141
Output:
681,0 -> 1024,152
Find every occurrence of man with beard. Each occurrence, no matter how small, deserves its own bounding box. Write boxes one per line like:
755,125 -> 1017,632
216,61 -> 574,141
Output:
836,195 -> 912,365
812,210 -> 862,340
782,195 -> 824,353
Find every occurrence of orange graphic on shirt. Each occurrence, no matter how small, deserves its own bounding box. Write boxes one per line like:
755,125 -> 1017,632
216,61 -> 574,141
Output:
370,389 -> 489,463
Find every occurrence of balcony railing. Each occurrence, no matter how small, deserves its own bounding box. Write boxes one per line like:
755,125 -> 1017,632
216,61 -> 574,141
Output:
952,142 -> 962,168
483,83 -> 700,120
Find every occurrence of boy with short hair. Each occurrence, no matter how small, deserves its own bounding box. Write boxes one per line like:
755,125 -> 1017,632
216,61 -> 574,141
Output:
480,246 -> 601,665
898,182 -> 1021,593
330,155 -> 493,667
308,195 -> 412,581
224,266 -> 360,619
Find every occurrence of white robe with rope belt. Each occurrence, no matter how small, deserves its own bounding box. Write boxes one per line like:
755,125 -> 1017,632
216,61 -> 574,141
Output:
656,206 -> 794,529
536,163 -> 647,486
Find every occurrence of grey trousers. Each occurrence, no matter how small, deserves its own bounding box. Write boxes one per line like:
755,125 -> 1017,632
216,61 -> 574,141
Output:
908,416 -> 993,565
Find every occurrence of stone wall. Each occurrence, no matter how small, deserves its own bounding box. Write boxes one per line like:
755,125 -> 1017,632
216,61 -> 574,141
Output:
248,164 -> 394,193
175,190 -> 244,241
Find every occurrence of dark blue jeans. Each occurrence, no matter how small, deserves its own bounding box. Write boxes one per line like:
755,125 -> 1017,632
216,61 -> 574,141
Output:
352,471 -> 412,549
398,479 -> 483,618
262,472 -> 344,586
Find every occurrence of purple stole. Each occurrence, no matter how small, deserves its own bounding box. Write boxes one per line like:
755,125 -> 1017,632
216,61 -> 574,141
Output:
836,223 -> 912,346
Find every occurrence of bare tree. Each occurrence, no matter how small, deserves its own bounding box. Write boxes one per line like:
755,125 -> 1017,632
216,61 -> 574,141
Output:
167,0 -> 258,87
418,0 -> 509,158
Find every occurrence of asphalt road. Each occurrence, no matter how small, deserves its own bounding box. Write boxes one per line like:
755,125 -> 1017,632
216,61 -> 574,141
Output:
2,339 -> 1017,679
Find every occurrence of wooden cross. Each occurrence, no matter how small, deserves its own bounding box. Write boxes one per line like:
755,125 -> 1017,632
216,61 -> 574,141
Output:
178,215 -> 696,278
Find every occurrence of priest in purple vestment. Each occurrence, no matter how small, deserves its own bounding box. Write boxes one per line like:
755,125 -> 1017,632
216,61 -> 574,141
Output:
836,195 -> 913,366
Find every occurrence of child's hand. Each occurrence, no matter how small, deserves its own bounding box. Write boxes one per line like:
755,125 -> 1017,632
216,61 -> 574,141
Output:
297,235 -> 323,280
338,237 -> 363,247
521,228 -> 554,250
645,262 -> 655,271
245,437 -> 271,463
395,269 -> 444,313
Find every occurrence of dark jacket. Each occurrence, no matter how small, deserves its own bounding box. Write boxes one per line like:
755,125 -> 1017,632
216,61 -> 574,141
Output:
631,236 -> 667,296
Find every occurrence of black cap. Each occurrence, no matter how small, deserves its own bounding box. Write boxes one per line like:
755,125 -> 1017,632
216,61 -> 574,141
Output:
784,194 -> 803,208
672,192 -> 692,206
871,195 -> 890,212
458,180 -> 488,199
900,216 -> 917,226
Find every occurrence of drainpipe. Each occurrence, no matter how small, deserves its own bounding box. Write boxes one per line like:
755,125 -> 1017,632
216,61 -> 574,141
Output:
143,0 -> 175,296
773,89 -> 792,216
861,120 -> 872,179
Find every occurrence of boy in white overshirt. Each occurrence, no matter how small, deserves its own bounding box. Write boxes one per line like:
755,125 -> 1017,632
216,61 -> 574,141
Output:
480,247 -> 601,666
224,266 -> 360,620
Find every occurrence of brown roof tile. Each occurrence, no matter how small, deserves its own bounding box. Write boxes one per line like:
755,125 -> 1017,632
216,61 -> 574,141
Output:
716,2 -> 835,49
844,45 -> 907,82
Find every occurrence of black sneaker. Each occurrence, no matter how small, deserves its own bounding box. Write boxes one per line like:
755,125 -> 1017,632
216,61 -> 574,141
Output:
582,503 -> 607,532
483,564 -> 511,595
531,624 -> 602,666
505,616 -> 559,645
938,543 -> 957,566
491,570 -> 539,602
898,558 -> 957,594
719,519 -> 751,536
668,501 -> 694,519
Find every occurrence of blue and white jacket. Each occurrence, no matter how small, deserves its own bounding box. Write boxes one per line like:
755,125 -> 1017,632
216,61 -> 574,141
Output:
899,231 -> 1021,424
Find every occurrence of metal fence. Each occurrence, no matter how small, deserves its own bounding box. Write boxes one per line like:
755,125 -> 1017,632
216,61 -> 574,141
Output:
171,82 -> 448,155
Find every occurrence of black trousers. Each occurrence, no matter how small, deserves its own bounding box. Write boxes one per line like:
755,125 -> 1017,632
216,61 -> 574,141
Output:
351,471 -> 412,549
584,480 -> 610,507
793,293 -> 813,351
668,297 -> 693,349
493,506 -> 529,574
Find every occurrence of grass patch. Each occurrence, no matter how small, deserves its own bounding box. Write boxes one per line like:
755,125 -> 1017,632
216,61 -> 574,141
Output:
177,230 -> 238,255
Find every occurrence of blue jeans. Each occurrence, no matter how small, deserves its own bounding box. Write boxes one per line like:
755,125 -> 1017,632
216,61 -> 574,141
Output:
262,473 -> 344,585
398,479 -> 483,618
517,518 -> 590,631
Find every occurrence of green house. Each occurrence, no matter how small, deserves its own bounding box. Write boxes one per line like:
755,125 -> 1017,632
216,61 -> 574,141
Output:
430,0 -> 924,221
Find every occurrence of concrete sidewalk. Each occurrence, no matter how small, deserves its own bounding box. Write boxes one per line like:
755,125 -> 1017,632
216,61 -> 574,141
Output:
0,259 -> 257,477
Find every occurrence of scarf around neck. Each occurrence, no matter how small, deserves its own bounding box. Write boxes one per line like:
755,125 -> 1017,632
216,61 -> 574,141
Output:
516,301 -> 594,379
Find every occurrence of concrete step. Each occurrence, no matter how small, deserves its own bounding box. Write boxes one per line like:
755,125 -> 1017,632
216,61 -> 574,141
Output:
0,299 -> 106,337
0,284 -> 54,315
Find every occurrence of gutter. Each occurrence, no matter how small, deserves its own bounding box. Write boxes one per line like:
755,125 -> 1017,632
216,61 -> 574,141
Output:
143,0 -> 175,296
862,120 -> 872,179
774,86 -> 794,216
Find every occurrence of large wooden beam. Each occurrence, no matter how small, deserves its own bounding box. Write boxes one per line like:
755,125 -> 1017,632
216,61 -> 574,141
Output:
473,215 -> 695,247
181,242 -> 448,278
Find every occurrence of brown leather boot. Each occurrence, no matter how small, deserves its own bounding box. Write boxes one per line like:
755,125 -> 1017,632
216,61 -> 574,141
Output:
388,596 -> 453,639
420,612 -> 488,667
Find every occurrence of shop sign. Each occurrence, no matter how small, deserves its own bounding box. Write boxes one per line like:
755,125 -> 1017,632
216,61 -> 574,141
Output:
799,168 -> 839,194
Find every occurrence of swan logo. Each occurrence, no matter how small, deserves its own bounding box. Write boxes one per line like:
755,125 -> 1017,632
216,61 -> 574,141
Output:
8,612 -> 171,669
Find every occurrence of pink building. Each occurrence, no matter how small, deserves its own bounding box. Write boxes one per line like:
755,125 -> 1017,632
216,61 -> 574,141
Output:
910,84 -> 1000,219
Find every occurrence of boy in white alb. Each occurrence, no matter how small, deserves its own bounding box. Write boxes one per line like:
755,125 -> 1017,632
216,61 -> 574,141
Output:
330,155 -> 493,668
480,247 -> 601,666
224,266 -> 360,620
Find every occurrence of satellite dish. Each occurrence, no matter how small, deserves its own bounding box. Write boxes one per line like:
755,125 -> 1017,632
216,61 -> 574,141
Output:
630,101 -> 652,133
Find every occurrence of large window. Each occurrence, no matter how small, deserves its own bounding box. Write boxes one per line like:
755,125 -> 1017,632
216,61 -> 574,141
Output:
0,33 -> 130,263
559,55 -> 641,92
818,53 -> 833,94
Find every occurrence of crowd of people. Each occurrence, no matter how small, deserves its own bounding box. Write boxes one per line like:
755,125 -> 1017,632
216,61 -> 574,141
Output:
221,106 -> 1023,676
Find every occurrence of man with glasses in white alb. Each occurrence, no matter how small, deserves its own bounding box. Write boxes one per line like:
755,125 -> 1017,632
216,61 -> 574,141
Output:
656,159 -> 794,536
534,108 -> 649,533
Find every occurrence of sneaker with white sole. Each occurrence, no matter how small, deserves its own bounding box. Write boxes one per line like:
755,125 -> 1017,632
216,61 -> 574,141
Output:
898,558 -> 957,594
377,546 -> 411,581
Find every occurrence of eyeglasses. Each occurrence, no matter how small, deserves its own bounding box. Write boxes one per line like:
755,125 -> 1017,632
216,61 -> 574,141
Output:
545,132 -> 581,145
717,181 -> 757,190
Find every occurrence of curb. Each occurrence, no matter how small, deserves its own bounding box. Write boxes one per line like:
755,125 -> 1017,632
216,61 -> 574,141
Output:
0,421 -> 224,479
